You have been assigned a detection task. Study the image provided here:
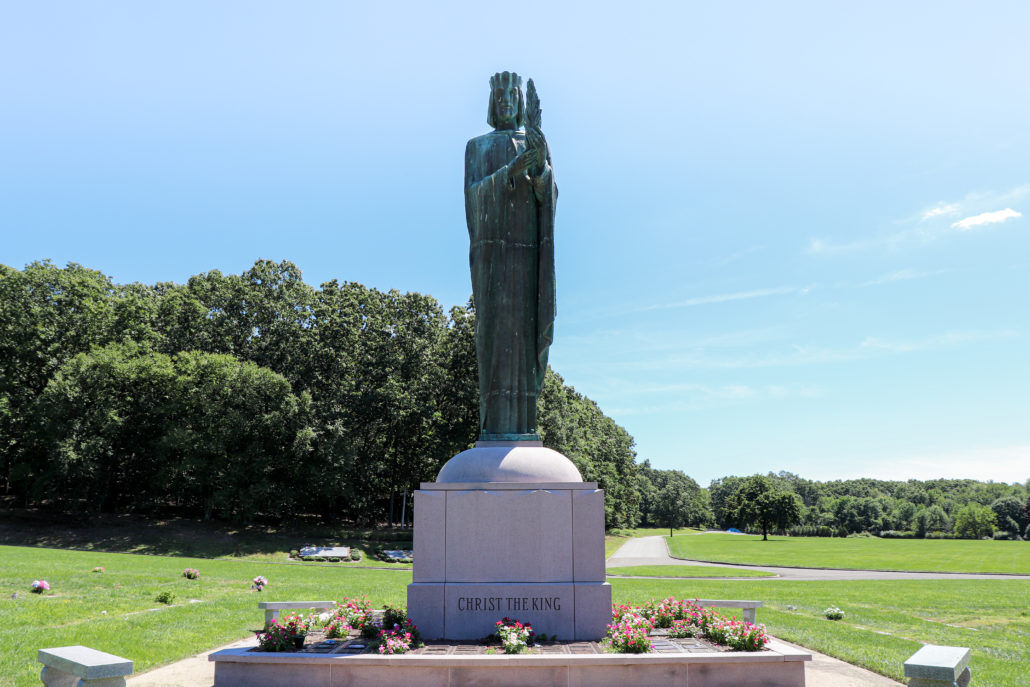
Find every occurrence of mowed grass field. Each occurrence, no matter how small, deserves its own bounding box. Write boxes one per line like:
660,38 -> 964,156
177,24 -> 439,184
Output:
667,533 -> 1030,574
2,543 -> 1028,687
607,564 -> 775,578
616,577 -> 1030,687
0,545 -> 410,687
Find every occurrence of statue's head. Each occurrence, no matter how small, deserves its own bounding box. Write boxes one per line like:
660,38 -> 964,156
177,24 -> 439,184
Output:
487,71 -> 524,131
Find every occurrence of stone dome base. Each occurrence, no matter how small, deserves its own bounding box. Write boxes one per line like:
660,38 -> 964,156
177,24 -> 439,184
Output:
435,440 -> 583,483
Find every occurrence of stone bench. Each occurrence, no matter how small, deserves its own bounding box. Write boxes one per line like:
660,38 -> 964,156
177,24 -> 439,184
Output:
38,645 -> 133,687
696,599 -> 762,624
904,645 -> 970,687
258,600 -> 335,627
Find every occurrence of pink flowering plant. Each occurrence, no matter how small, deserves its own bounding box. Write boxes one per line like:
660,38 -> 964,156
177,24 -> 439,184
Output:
495,617 -> 535,654
643,596 -> 692,628
182,568 -> 200,579
91,567 -> 105,573
251,575 -> 268,591
256,620 -> 294,652
334,596 -> 372,628
606,598 -> 770,653
723,620 -> 770,651
604,607 -> 654,653
30,580 -> 50,594
668,618 -> 702,638
279,612 -> 315,637
377,627 -> 414,654
322,614 -> 352,639
376,617 -> 420,654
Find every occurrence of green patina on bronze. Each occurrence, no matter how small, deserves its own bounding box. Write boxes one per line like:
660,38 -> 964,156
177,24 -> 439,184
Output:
465,72 -> 557,441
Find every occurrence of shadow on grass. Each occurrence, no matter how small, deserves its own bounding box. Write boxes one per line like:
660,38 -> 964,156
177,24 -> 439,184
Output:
0,509 -> 412,560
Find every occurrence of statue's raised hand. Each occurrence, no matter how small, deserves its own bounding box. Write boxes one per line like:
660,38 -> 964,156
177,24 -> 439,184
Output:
509,146 -> 542,178
525,126 -> 548,177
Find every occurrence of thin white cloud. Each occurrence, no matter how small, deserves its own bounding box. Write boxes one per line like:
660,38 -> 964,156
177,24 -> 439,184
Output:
921,204 -> 959,220
807,184 -> 1027,255
605,383 -> 824,415
951,208 -> 1022,231
712,245 -> 762,268
860,268 -> 946,287
806,237 -> 873,256
644,286 -> 800,311
596,329 -> 1019,372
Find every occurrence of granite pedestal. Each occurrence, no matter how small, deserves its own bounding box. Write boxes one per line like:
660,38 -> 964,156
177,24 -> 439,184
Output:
407,441 -> 612,640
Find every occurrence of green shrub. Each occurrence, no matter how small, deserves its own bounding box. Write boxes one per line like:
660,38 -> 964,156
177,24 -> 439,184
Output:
155,591 -> 175,604
788,525 -> 834,537
350,550 -> 362,561
879,530 -> 915,539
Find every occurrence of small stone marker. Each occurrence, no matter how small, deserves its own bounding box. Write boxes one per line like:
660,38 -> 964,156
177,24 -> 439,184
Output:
904,644 -> 971,687
38,645 -> 133,686
298,545 -> 350,558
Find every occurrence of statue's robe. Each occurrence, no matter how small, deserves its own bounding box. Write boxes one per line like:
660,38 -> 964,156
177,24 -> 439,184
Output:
465,129 -> 556,438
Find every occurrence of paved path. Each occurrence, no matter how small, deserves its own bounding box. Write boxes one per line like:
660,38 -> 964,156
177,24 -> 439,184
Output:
607,535 -> 1030,581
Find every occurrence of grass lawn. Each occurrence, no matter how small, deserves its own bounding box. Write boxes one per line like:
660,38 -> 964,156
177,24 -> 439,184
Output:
3,544 -> 1028,687
0,511 -> 414,568
605,527 -> 700,558
614,577 -> 1030,687
667,533 -> 1030,574
0,545 -> 410,687
606,564 -> 775,578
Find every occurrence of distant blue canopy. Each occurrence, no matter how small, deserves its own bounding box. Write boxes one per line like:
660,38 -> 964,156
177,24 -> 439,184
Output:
727,528 -> 742,533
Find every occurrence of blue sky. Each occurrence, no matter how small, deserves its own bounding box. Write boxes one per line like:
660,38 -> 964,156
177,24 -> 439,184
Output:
2,3 -> 1027,485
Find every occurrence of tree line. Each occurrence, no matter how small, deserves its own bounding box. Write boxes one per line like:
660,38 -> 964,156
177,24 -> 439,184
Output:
2,260 -> 1026,539
704,472 -> 1029,540
0,260 -> 641,527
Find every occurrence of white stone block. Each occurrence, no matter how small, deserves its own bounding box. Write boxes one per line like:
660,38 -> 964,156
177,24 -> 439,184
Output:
572,489 -> 605,582
38,646 -> 133,680
407,583 -> 445,640
444,489 -> 572,582
573,582 -> 612,639
904,645 -> 971,687
298,546 -> 350,558
412,490 -> 446,582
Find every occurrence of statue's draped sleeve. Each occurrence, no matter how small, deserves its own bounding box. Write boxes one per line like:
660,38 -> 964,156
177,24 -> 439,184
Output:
464,132 -> 557,436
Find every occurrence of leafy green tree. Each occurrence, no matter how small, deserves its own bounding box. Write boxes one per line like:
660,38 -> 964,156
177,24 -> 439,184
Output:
991,496 -> 1027,534
538,369 -> 641,528
725,475 -> 803,540
34,342 -> 177,513
637,463 -> 713,530
0,262 -> 119,498
164,350 -> 312,522
654,483 -> 692,536
924,504 -> 951,533
953,503 -> 997,539
708,475 -> 747,529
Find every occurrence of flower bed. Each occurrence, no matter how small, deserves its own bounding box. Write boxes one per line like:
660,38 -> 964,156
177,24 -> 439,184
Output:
255,599 -> 421,655
605,598 -> 771,654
